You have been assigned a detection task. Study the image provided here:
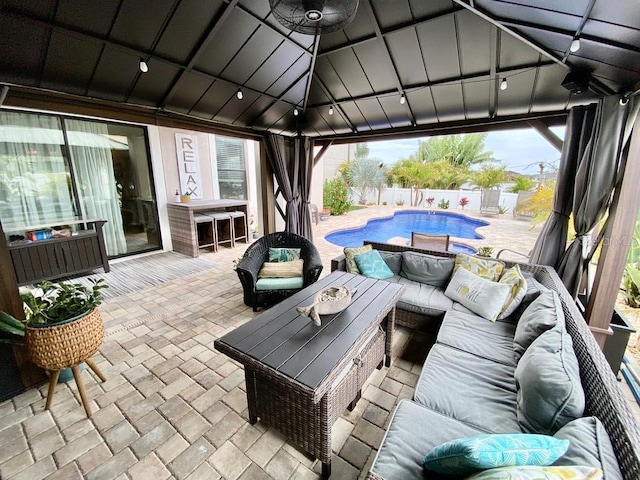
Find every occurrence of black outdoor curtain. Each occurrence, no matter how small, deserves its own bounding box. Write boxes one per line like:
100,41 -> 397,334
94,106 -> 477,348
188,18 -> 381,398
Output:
529,104 -> 597,267
556,96 -> 640,298
262,133 -> 314,240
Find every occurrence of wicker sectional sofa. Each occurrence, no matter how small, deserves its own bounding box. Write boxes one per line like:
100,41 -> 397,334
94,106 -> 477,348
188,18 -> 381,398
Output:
331,240 -> 640,480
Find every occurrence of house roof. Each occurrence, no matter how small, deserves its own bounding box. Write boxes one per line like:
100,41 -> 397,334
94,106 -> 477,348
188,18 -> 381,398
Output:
1,0 -> 638,141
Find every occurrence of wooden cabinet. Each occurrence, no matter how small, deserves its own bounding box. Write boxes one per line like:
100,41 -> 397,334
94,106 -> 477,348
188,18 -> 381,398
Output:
8,220 -> 109,286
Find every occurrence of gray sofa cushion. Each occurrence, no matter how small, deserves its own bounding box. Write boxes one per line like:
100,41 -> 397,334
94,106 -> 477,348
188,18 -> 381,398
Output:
400,251 -> 455,288
515,328 -> 585,434
553,416 -> 623,480
513,291 -> 563,362
395,276 -> 454,316
371,399 -> 487,480
437,311 -> 517,366
414,344 -> 520,433
379,250 -> 403,275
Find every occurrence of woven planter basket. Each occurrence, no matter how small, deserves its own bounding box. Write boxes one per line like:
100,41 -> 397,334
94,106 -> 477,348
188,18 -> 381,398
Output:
25,309 -> 105,371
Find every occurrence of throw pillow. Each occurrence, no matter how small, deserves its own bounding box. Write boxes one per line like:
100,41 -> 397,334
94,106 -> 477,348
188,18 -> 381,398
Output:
378,251 -> 402,275
422,433 -> 569,476
444,267 -> 512,321
464,466 -> 603,480
344,245 -> 372,274
515,328 -> 585,435
513,291 -> 563,363
258,259 -> 304,278
454,253 -> 505,281
354,250 -> 394,280
553,417 -> 623,479
268,247 -> 301,262
400,251 -> 455,287
498,265 -> 528,319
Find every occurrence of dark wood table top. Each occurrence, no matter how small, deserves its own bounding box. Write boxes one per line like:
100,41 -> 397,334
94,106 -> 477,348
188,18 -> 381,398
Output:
215,271 -> 403,392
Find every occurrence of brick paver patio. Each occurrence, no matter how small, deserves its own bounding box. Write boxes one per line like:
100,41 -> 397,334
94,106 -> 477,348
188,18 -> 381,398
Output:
1,207 -> 636,479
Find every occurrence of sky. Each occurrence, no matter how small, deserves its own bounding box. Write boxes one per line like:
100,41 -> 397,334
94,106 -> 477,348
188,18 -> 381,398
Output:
366,126 -> 565,175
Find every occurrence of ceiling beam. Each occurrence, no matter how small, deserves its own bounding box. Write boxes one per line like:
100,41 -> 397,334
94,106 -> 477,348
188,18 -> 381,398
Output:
313,140 -> 333,167
161,0 -> 239,108
363,0 -> 416,126
302,35 -> 320,111
315,111 -> 567,145
528,119 -> 563,151
488,26 -> 499,118
561,0 -> 596,63
314,76 -> 356,132
307,60 -> 556,108
318,6 -> 461,58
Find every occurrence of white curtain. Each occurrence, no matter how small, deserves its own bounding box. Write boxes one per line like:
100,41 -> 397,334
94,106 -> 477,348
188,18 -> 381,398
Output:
65,119 -> 127,256
0,111 -> 75,229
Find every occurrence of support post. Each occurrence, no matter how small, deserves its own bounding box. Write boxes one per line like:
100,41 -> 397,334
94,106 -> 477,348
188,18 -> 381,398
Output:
587,113 -> 640,347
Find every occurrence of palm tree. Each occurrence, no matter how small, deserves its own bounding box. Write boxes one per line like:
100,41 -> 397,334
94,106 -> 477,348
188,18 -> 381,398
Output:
348,158 -> 386,204
472,162 -> 507,190
508,176 -> 537,193
413,133 -> 494,167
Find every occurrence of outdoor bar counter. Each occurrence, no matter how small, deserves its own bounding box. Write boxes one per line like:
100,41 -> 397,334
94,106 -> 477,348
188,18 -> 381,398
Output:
167,199 -> 249,257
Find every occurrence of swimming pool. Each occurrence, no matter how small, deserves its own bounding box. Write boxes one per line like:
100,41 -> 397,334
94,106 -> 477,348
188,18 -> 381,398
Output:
324,210 -> 488,255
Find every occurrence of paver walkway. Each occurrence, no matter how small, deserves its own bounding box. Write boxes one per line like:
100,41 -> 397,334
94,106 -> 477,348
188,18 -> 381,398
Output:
1,206 -> 636,479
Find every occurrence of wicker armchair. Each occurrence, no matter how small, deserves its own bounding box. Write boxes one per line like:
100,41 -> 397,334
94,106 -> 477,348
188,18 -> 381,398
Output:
236,232 -> 323,311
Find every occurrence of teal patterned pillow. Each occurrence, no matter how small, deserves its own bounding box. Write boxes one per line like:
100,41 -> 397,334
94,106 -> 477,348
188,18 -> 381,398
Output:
423,434 -> 570,476
269,247 -> 301,262
354,249 -> 394,280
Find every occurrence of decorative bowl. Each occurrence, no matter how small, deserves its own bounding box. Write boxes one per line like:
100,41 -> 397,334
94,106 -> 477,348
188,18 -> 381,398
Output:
296,285 -> 352,326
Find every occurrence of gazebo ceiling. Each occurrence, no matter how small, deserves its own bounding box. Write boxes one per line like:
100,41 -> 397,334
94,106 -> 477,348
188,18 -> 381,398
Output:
0,0 -> 638,140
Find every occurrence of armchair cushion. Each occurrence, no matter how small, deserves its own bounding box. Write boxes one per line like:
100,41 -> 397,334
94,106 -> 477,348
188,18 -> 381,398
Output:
268,247 -> 301,262
256,277 -> 304,291
258,259 -> 303,278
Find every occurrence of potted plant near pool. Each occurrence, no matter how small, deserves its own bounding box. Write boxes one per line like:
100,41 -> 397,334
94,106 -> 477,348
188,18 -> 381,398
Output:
0,279 -> 108,417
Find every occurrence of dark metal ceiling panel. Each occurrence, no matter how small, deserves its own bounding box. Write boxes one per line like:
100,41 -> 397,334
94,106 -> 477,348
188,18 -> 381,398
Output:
165,72 -> 213,114
215,89 -> 259,125
355,99 -> 392,130
457,10 -> 492,76
431,83 -> 466,122
462,80 -> 491,119
324,50 -> 373,98
530,66 -> 575,111
386,29 -> 427,86
302,109 -> 333,136
190,81 -> 235,120
496,68 -> 537,116
313,57 -> 352,101
0,15 -> 48,86
2,0 -> 55,18
417,16 -> 460,81
318,28 -> 351,51
338,6 -> 377,43
352,42 -> 397,92
56,0 -> 119,37
193,10 -> 259,77
110,0 -> 177,52
409,0 -> 456,18
475,1 -> 584,30
129,61 -> 181,107
266,55 -> 310,98
340,102 -> 369,131
254,101 -> 293,131
222,27 -> 284,85
407,89 -> 437,124
591,1 -> 640,30
498,32 -> 540,69
87,49 -> 139,102
245,42 -> 305,92
280,76 -> 307,106
371,0 -> 413,30
583,21 -> 640,49
378,96 -> 413,128
234,95 -> 276,126
307,81 -> 331,107
154,0 -> 224,63
40,32 -> 102,96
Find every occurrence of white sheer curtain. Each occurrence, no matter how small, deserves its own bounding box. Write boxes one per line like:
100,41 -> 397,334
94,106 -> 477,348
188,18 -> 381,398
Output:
0,111 -> 75,229
65,119 -> 127,256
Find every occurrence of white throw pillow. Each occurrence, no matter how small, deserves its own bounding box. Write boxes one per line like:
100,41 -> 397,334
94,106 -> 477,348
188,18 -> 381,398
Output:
498,265 -> 528,319
445,267 -> 512,321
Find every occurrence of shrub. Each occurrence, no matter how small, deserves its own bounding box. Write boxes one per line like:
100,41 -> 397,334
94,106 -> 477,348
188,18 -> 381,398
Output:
459,197 -> 469,209
498,204 -> 510,215
438,199 -> 450,209
323,178 -> 350,216
426,197 -> 435,208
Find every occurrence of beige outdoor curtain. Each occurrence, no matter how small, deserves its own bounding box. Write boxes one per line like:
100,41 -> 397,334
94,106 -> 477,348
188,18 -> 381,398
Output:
556,96 -> 640,297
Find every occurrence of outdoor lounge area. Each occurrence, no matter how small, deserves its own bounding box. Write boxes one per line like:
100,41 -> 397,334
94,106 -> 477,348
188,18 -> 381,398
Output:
2,0 -> 640,479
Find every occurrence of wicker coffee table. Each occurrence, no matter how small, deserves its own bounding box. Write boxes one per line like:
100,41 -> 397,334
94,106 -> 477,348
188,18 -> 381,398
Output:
215,271 -> 404,478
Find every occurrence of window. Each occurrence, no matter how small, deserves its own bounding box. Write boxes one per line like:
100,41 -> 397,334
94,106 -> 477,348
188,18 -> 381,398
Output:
215,136 -> 247,199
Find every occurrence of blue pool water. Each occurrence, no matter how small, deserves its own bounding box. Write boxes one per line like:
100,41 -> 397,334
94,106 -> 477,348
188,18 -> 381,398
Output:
325,210 -> 488,255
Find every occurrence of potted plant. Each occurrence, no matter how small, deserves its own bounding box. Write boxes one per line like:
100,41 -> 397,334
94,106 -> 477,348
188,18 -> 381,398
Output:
320,208 -> 331,221
477,246 -> 494,258
425,197 -> 435,208
459,197 -> 469,210
0,279 -> 108,416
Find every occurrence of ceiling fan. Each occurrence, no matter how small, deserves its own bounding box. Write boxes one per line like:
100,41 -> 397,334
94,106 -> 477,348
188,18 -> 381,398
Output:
269,0 -> 360,35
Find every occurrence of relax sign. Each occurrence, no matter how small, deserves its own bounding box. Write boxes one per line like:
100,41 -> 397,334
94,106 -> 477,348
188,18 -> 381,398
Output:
175,133 -> 202,199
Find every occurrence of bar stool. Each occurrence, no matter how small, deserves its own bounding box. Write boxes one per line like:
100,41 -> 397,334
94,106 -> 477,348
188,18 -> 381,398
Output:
207,212 -> 234,249
228,211 -> 249,245
194,214 -> 216,252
